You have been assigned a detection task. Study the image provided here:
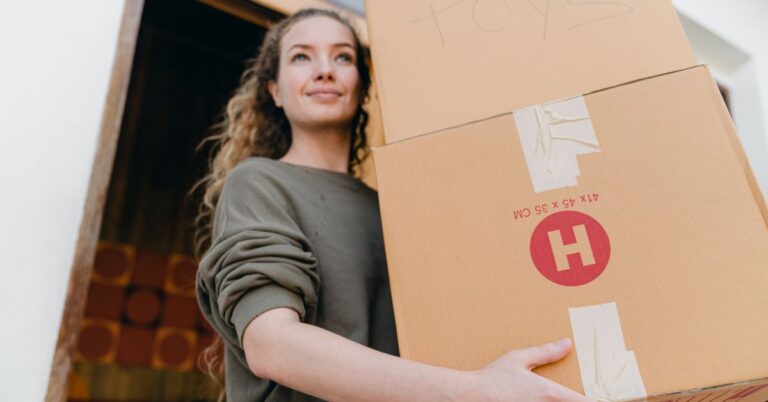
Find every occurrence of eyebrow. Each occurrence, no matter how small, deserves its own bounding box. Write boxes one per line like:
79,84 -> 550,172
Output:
287,43 -> 355,52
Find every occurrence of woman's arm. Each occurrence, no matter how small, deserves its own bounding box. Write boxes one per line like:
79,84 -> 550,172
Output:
243,308 -> 592,402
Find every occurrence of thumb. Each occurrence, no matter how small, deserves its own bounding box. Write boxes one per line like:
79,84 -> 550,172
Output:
513,338 -> 573,370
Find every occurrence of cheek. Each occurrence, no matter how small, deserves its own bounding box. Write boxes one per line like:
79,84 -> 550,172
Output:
277,67 -> 308,101
340,69 -> 362,98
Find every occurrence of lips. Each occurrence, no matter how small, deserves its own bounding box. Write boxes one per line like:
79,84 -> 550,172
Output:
307,89 -> 342,98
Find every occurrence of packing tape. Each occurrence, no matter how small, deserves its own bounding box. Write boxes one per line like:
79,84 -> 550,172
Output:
568,302 -> 647,402
512,96 -> 600,193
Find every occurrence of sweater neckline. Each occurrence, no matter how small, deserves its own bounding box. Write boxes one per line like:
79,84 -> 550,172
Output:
251,157 -> 364,186
273,158 -> 353,178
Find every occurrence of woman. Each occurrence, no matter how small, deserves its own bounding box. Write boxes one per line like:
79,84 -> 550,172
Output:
195,8 -> 590,402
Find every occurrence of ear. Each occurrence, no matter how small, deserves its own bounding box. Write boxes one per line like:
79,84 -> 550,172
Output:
267,80 -> 282,108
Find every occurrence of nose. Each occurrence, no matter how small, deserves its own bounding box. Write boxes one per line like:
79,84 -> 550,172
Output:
314,56 -> 335,81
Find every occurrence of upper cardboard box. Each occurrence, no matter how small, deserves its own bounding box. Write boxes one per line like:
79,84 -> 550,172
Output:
366,0 -> 697,143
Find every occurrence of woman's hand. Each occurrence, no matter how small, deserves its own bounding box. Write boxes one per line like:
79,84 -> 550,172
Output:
462,338 -> 592,402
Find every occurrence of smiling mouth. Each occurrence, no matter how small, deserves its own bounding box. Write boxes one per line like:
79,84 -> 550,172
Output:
307,91 -> 343,102
308,91 -> 341,97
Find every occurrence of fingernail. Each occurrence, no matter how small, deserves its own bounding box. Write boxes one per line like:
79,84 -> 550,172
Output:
556,338 -> 571,348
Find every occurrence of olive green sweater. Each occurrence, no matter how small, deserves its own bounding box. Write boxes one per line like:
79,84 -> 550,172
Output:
197,157 -> 399,402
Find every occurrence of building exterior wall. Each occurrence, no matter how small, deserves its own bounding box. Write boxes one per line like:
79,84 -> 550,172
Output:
674,0 -> 768,197
0,1 -> 125,401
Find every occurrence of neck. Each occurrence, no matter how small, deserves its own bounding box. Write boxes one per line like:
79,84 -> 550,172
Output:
279,124 -> 351,174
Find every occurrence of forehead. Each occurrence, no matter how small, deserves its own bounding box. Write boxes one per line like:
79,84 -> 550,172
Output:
281,16 -> 355,50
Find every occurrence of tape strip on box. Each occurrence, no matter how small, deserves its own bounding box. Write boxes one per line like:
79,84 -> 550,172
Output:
569,302 -> 647,402
512,96 -> 600,193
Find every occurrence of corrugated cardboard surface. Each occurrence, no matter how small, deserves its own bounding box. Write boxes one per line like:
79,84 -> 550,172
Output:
374,66 -> 768,397
646,377 -> 768,402
366,0 -> 697,143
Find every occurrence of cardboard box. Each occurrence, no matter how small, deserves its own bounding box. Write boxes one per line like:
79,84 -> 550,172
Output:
366,0 -> 696,143
366,0 -> 768,399
373,65 -> 768,400
375,67 -> 768,400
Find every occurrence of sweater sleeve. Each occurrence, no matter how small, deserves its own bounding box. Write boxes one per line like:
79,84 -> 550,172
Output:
196,162 -> 321,349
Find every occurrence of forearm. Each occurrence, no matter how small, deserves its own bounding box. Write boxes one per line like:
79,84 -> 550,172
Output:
246,317 -> 474,402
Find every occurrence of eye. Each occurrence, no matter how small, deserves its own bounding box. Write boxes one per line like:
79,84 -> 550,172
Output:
290,53 -> 310,62
335,52 -> 355,63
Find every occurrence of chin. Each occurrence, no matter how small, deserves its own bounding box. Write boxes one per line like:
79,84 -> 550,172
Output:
306,111 -> 357,127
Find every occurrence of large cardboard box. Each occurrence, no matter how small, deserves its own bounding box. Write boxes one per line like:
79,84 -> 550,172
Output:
373,65 -> 768,400
366,1 -> 768,400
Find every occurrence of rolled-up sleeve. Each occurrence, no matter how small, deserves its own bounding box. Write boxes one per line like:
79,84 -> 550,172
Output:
196,162 -> 320,348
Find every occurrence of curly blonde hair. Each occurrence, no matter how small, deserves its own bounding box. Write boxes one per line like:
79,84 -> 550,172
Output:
192,8 -> 372,399
193,8 -> 371,257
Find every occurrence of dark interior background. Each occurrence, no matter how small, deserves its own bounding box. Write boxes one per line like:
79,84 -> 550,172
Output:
71,1 -> 278,401
99,0 -> 276,256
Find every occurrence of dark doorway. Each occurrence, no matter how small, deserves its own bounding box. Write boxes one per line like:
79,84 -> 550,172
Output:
69,1 -> 278,400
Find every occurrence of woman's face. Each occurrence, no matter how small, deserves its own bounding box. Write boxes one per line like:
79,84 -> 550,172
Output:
268,16 -> 361,133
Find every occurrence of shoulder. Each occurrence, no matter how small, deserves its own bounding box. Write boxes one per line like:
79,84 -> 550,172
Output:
349,173 -> 378,199
215,158 -> 302,235
223,157 -> 299,196
217,157 -> 301,214
355,182 -> 379,205
227,157 -> 286,184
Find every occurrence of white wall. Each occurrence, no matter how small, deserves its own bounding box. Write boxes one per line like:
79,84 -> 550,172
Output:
0,1 -> 125,401
674,0 -> 768,199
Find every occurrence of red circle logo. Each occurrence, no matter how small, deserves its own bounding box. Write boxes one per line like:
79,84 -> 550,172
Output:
530,211 -> 610,286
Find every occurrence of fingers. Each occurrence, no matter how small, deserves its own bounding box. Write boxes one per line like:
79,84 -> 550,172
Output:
512,338 -> 573,370
548,386 -> 594,402
480,339 -> 592,402
538,376 -> 594,402
513,339 -> 593,401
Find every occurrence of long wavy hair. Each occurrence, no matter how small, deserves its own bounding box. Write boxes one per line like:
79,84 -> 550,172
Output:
192,8 -> 372,399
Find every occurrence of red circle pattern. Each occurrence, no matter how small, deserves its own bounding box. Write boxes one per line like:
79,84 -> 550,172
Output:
158,332 -> 191,366
78,324 -> 114,360
125,289 -> 161,324
529,211 -> 611,287
93,247 -> 129,280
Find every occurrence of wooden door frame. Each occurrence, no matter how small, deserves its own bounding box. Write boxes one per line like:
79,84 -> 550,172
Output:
44,1 -> 366,401
44,1 -> 145,400
45,0 -> 144,402
201,0 -> 369,40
